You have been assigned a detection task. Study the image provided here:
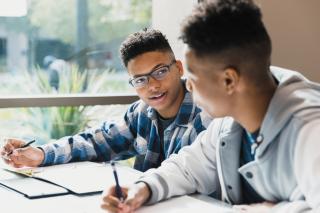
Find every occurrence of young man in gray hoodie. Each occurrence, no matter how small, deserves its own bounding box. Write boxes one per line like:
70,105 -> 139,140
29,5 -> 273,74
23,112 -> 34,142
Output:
101,0 -> 320,212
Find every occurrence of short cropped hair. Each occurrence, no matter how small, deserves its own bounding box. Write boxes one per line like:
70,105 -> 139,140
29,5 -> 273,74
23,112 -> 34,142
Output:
120,28 -> 174,67
181,0 -> 272,73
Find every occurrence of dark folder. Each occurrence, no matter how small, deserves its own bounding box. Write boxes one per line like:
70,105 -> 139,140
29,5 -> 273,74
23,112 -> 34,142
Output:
0,170 -> 68,199
0,161 -> 142,198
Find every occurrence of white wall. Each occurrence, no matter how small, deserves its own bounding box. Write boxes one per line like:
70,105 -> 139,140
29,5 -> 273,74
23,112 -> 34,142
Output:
7,31 -> 28,73
152,0 -> 197,61
255,0 -> 320,82
0,26 -> 28,73
152,0 -> 320,82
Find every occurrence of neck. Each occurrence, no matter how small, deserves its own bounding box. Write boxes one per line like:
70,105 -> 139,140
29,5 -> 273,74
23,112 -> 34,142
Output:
235,77 -> 277,133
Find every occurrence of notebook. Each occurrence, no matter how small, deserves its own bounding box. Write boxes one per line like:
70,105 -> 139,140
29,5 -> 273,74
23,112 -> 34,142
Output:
0,169 -> 68,198
0,161 -> 142,197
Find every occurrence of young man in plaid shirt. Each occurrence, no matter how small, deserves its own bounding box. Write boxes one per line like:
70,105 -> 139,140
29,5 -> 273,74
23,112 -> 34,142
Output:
1,29 -> 211,172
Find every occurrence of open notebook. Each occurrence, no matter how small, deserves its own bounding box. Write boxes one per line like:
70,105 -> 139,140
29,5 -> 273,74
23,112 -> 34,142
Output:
0,161 -> 142,198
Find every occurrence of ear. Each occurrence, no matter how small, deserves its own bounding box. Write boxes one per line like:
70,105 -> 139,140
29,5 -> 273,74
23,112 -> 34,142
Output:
175,60 -> 184,77
222,67 -> 239,95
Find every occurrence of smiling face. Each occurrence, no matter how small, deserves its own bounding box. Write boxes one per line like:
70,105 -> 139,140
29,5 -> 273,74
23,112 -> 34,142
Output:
185,48 -> 236,118
127,51 -> 184,118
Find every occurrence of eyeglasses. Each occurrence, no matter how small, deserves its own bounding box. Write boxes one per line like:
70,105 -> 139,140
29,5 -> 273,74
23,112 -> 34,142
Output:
129,60 -> 176,88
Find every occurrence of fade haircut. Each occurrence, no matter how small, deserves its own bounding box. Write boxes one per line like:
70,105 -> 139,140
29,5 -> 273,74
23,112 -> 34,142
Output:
120,28 -> 174,67
181,0 -> 272,80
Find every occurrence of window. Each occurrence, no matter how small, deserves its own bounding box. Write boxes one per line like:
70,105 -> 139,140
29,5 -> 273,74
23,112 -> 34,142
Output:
0,0 -> 150,142
0,0 -> 152,95
0,38 -> 6,72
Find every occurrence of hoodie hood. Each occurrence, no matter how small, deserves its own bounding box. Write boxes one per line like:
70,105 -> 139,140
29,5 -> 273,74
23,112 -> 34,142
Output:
257,66 -> 320,156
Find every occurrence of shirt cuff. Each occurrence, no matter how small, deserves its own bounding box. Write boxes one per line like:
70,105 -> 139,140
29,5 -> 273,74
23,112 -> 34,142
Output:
37,145 -> 56,166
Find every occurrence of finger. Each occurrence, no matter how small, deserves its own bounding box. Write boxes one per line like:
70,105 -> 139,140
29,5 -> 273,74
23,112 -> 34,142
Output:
6,138 -> 25,147
125,199 -> 139,210
2,156 -> 11,164
101,199 -> 131,213
103,186 -> 128,202
0,146 -> 6,154
104,195 -> 121,207
119,205 -> 134,213
6,155 -> 24,168
101,202 -> 120,213
9,149 -> 31,167
1,150 -> 9,158
3,143 -> 15,153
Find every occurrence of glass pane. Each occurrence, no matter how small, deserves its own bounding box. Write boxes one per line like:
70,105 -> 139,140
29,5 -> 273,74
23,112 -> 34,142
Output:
0,104 -> 129,144
0,0 -> 151,95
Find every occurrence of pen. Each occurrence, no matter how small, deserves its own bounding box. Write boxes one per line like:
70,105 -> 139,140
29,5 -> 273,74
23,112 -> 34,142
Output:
7,139 -> 36,156
110,161 -> 124,202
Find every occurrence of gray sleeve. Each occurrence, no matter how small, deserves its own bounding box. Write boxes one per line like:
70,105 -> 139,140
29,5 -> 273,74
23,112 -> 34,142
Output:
138,121 -> 221,204
272,120 -> 320,212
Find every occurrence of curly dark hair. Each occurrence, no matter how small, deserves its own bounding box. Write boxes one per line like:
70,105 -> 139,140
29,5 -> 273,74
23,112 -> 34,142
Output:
120,28 -> 174,67
181,0 -> 271,61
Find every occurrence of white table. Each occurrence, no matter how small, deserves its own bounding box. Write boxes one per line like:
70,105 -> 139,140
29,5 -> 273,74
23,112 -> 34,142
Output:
0,162 -> 233,213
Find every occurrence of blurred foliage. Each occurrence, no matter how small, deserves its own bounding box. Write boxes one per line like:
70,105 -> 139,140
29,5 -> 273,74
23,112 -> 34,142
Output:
19,65 -> 116,143
27,0 -> 151,44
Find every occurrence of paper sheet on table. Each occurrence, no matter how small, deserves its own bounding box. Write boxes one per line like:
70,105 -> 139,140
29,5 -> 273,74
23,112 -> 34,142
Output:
0,159 -> 42,177
138,195 -> 234,213
1,161 -> 142,195
33,161 -> 142,194
0,162 -> 68,198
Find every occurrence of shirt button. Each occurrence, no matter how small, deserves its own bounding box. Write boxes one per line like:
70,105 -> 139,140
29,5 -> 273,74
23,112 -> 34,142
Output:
227,185 -> 232,190
256,134 -> 264,143
246,172 -> 253,179
221,141 -> 226,147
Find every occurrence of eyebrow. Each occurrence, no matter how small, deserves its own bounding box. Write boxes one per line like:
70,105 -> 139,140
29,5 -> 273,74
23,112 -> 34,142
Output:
132,63 -> 168,78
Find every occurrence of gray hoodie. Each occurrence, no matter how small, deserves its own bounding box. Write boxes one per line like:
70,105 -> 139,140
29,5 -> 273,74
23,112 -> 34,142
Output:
139,66 -> 320,212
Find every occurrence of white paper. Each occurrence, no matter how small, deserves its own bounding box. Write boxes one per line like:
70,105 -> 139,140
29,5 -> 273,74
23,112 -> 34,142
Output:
138,195 -> 234,213
32,162 -> 142,194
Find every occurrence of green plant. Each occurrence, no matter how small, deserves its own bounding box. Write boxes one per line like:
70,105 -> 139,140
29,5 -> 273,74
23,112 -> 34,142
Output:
21,65 -> 115,143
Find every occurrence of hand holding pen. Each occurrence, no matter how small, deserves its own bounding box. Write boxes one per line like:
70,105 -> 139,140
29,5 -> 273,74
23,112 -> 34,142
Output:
100,162 -> 151,213
0,138 -> 44,168
6,139 -> 36,156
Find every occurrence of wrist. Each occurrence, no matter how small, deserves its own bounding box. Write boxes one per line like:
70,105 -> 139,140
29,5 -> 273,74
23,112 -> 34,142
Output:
36,147 -> 45,166
136,181 -> 152,204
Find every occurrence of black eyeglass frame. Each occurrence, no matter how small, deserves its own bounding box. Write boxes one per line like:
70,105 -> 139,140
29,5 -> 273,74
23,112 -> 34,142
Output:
129,60 -> 176,88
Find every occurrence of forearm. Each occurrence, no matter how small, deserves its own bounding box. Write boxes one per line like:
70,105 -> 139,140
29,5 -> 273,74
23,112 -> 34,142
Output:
39,122 -> 137,166
272,201 -> 316,213
39,135 -> 97,166
139,160 -> 198,204
138,130 -> 219,204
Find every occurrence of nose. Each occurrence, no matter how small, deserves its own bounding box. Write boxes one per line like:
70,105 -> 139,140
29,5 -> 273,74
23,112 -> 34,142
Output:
147,76 -> 161,90
186,78 -> 193,92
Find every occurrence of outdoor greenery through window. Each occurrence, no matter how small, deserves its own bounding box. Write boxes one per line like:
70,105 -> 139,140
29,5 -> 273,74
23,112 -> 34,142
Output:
0,0 -> 151,143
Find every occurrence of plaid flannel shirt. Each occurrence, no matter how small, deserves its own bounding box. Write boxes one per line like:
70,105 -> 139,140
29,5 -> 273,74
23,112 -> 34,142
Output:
40,83 -> 212,171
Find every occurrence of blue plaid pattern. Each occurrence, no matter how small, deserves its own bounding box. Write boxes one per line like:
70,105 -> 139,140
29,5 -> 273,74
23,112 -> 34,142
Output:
40,82 -> 212,171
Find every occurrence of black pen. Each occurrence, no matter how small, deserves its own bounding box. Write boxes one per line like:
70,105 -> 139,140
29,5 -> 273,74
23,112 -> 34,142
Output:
110,161 -> 124,202
7,139 -> 36,156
